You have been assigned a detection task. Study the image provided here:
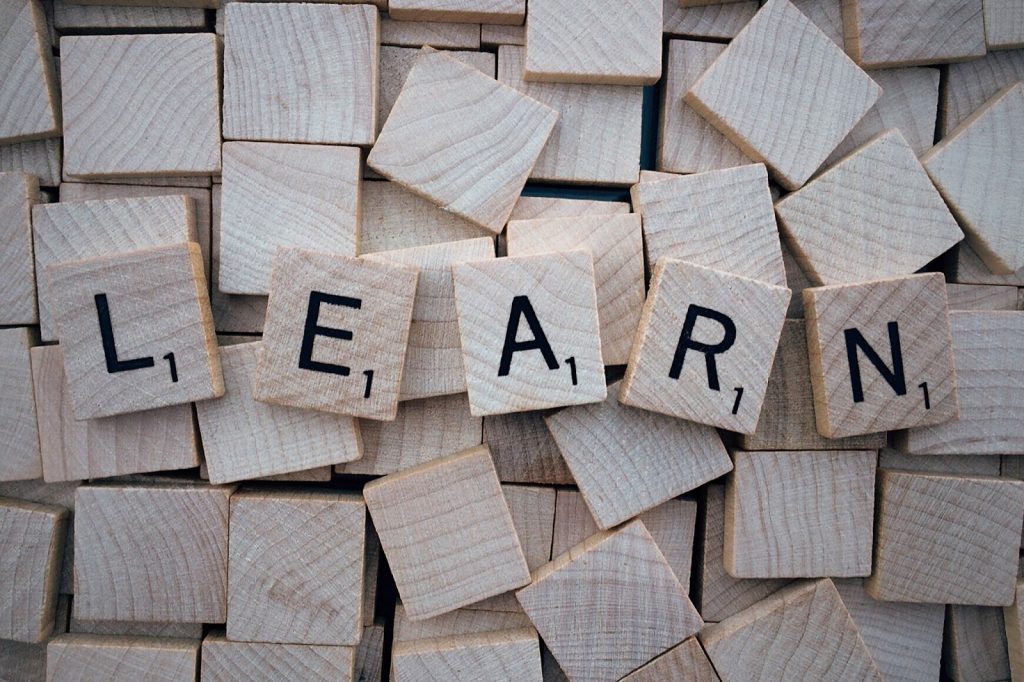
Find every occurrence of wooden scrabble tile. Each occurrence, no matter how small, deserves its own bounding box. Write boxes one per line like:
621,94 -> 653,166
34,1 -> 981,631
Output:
881,448 -> 1000,476
0,498 -> 67,642
954,241 -> 1024,286
947,283 -> 1021,310
944,605 -> 1012,681
943,50 -> 1024,137
219,142 -> 360,295
452,251 -> 606,415
804,273 -> 959,438
517,520 -> 702,681
621,638 -> 719,682
227,490 -> 364,645
498,46 -> 643,185
394,604 -> 532,642
0,479 -> 77,597
379,16 -> 481,48
546,381 -> 730,529
390,0 -> 524,23
792,0 -> 844,45
364,445 -> 530,620
482,411 -> 573,484
663,0 -> 758,38
923,84 -> 1024,274
52,0 -> 205,29
367,49 -> 557,234
203,633 -> 354,681
74,483 -> 234,622
197,343 -> 361,484
223,3 -> 377,145
0,327 -> 42,482
842,0 -> 986,68
726,450 -> 876,578
867,470 -> 1024,605
1006,581 -> 1024,679
253,248 -> 418,420
0,172 -> 38,325
701,579 -> 881,680
506,215 -> 643,365
507,196 -> 630,222
0,0 -> 60,143
69,619 -> 201,639
392,628 -> 542,682
621,259 -> 790,434
61,34 -> 219,177
481,22 -> 524,45
684,0 -> 881,190
47,635 -> 199,681
985,0 -> 1024,49
524,0 -> 661,85
208,185 -> 268,335
0,137 -> 61,187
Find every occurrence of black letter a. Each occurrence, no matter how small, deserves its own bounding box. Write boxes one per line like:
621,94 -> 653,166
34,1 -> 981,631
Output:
498,296 -> 559,377
669,305 -> 737,391
844,321 -> 907,403
95,293 -> 155,374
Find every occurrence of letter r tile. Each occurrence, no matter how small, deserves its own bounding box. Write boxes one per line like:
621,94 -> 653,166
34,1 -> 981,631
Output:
620,259 -> 790,434
254,248 -> 418,420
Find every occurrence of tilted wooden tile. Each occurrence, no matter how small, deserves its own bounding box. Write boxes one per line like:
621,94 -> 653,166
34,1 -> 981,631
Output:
498,45 -> 643,185
0,0 -> 60,143
550,489 -> 599,558
506,215 -> 643,365
254,248 -> 417,420
392,628 -> 542,682
880,448 -> 1000,476
69,619 -> 201,640
867,471 -> 1024,605
0,327 -> 42,482
942,49 -> 1024,136
985,0 -> 1024,49
517,520 -> 702,682
507,196 -> 630,222
954,241 -> 1024,286
482,410 -> 573,484
923,83 -> 1024,274
52,0 -> 205,30
394,604 -> 532,642
202,633 -> 354,682
726,450 -> 876,578
223,3 -> 377,145
621,638 -> 719,682
379,16 -> 481,48
367,49 -> 557,233
389,0 -> 524,23
0,498 -> 67,642
792,0 -> 844,46
0,172 -> 38,325
700,579 -> 881,681
947,283 -> 1021,310
685,0 -> 880,190
0,479 -> 78,596
209,185 -> 268,335
944,604 -> 1012,681
364,445 -> 530,620
481,22 -> 524,45
74,483 -> 234,622
842,0 -> 986,68
805,273 -> 959,437
663,0 -> 758,38
621,259 -> 790,434
47,635 -> 199,682
0,137 -> 61,187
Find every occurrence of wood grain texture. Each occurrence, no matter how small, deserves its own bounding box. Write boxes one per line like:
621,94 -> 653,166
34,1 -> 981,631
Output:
482,410 -> 573,484
52,0 -> 204,28
1006,580 -> 1024,680
254,249 -> 417,420
985,0 -> 1024,48
0,638 -> 48,681
663,0 -> 758,38
700,579 -> 881,681
481,23 -> 524,45
380,16 -> 481,48
842,0 -> 986,68
208,185 -> 268,335
507,196 -> 630,222
506,214 -> 643,365
60,34 -> 219,177
517,520 -> 702,682
943,49 -> 1024,136
390,0 -> 524,23
685,0 -> 881,190
394,604 -> 532,642
954,240 -> 1024,286
364,445 -> 530,620
947,283 -> 1021,310
621,638 -> 719,682
944,604 -> 1012,681
69,619 -> 201,640
0,327 -> 42,482
780,240 -> 812,318
550,489 -> 599,558
866,470 -> 1024,605
631,164 -> 786,285
0,498 -> 66,642
73,483 -> 235,622
498,45 -> 643,185
367,49 -> 557,233
792,0 -> 844,46
0,479 -> 77,596
353,623 -> 385,682
0,172 -> 38,325
725,450 -> 876,578
391,628 -> 542,682
804,273 -> 959,437
0,137 -> 60,187
524,0 -> 662,85
880,448 -> 1000,476
0,0 -> 60,143
924,83 -> 1024,274
202,633 -> 354,682
621,259 -> 790,434
47,635 -> 199,682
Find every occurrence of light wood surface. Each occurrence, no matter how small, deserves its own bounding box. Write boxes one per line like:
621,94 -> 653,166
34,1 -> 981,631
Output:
954,240 -> 1024,286
69,619 -> 201,640
393,605 -> 531,642
663,0 -> 758,38
353,623 -> 385,682
947,283 -> 1021,310
482,410 -> 573,484
0,497 -> 66,643
550,489 -> 599,559
985,0 -> 1024,48
0,327 -> 41,483
0,137 -> 61,187
507,196 -> 630,222
481,23 -> 524,45
0,172 -> 38,325
0,478 -> 78,596
391,628 -> 542,682
0,0 -> 60,143
380,16 -> 481,48
942,49 -> 1024,136
47,635 -> 200,682
621,638 -> 719,682
208,185 -> 268,335
792,0 -> 844,45
389,0 -> 525,24
1006,580 -> 1024,681
52,0 -> 204,29
201,633 -> 355,682
880,448 -> 1000,476
944,604 -> 1012,681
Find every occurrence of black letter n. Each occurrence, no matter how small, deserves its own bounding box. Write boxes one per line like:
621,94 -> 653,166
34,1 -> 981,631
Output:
669,305 -> 737,391
844,321 -> 907,403
498,295 -> 559,377
298,291 -> 361,376
95,293 -> 155,374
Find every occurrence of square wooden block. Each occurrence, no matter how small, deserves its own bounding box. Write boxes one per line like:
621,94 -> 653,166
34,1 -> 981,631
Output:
254,248 -> 418,420
392,629 -> 542,681
208,185 -> 269,335
47,635 -> 200,681
74,483 -> 234,622
517,520 -> 702,681
478,485 -> 555,609
227,490 -> 365,645
725,450 -> 876,578
368,49 -> 557,233
197,343 -> 362,484
805,272 -> 959,437
364,445 -> 530,620
985,0 -> 1024,49
664,1 -> 759,39
524,0 -> 661,85
942,50 -> 1024,137
946,283 -> 1020,310
202,634 -> 355,681
0,327 -> 42,482
452,251 -> 606,416
52,2 -> 207,31
0,0 -> 60,143
0,172 -> 38,325
0,498 -> 67,642
389,0 -> 524,23
223,3 -> 378,145
69,619 -> 202,639
621,638 -> 719,682
0,137 -> 61,187
48,242 -> 222,420
219,142 -> 361,295
61,34 -> 220,177
685,0 -> 880,189
621,259 -> 790,434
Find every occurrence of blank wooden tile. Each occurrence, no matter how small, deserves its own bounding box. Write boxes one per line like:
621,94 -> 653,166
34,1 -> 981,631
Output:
364,445 -> 530,620
881,448 -> 1000,476
202,633 -> 354,682
700,579 -> 881,680
780,240 -> 812,318
923,83 -> 1024,274
867,470 -> 1024,605
392,628 -> 542,682
0,327 -> 42,482
947,283 -> 1021,310
0,0 -> 60,143
498,45 -> 643,185
482,411 -> 573,484
621,259 -> 790,434
524,0 -> 661,85
52,0 -> 205,29
481,22 -> 524,45
945,604 -> 1012,681
367,49 -> 557,233
954,240 -> 1024,286
792,0 -> 844,45
74,483 -> 234,622
453,251 -> 606,416
69,619 -> 201,640
517,520 -> 702,681
985,0 -> 1024,49
726,450 -> 876,578
0,172 -> 38,325
223,3 -> 378,145
208,185 -> 268,335
47,635 -> 199,682
805,273 -> 959,438
219,142 -> 360,295
663,0 -> 758,38
0,498 -> 66,642
621,638 -> 719,682
943,49 -> 1024,137
254,248 -> 417,420
61,34 -> 219,177
685,0 -> 880,190
379,16 -> 481,48
390,0 -> 524,23
394,604 -> 532,643
842,0 -> 986,68
0,137 -> 61,187
507,196 -> 630,222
